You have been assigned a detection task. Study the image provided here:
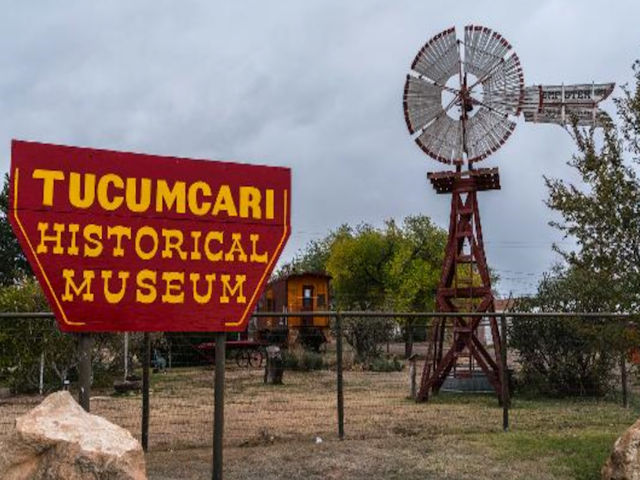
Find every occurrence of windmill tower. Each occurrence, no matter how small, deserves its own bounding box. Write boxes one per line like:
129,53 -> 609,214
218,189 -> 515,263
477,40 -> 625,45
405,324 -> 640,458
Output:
402,25 -> 614,402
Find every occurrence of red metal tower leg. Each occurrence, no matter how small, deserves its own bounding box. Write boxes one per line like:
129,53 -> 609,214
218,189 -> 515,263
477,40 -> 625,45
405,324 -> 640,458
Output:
416,169 -> 504,402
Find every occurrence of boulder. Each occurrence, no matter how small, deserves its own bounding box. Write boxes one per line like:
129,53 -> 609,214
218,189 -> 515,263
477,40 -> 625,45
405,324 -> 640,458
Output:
602,418 -> 640,480
0,390 -> 146,480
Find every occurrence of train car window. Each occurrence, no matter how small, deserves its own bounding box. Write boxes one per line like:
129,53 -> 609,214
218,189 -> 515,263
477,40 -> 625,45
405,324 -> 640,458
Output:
302,286 -> 314,309
317,294 -> 326,307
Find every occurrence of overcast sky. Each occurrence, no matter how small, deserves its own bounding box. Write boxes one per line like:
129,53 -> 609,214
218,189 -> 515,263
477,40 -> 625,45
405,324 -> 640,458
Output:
0,1 -> 637,298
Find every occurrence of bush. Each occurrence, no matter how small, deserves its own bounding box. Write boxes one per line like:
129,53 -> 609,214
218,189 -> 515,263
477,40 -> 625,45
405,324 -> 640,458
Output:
282,349 -> 325,371
0,277 -> 129,394
368,356 -> 403,372
510,268 -> 628,397
339,316 -> 395,363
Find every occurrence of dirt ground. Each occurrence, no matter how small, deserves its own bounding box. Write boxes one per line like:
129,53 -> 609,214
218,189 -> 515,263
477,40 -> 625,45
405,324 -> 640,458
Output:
2,361 -> 637,479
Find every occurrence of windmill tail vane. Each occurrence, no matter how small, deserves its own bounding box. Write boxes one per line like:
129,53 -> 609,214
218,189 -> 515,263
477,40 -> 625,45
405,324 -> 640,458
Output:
522,82 -> 615,128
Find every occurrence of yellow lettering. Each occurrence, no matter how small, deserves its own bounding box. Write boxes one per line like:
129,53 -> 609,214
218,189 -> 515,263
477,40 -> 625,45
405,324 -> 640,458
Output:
249,234 -> 268,263
161,272 -> 184,303
96,173 -> 124,211
61,269 -> 95,301
36,222 -> 65,254
69,172 -> 95,209
67,223 -> 80,256
220,274 -> 246,304
126,177 -> 151,212
188,181 -> 212,216
135,226 -> 159,260
189,273 -> 216,304
101,270 -> 130,304
211,185 -> 237,217
265,189 -> 275,220
224,233 -> 247,262
32,169 -> 64,207
156,180 -> 186,213
161,229 -> 187,260
190,231 -> 202,260
204,231 -> 223,261
136,270 -> 157,303
83,224 -> 103,257
239,186 -> 261,219
107,226 -> 132,257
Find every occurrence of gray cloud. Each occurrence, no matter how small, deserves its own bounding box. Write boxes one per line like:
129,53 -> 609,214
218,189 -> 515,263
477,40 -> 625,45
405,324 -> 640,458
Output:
0,0 -> 637,297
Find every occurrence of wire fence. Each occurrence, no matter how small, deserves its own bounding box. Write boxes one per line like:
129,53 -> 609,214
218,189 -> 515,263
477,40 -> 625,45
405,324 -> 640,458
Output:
0,311 -> 637,463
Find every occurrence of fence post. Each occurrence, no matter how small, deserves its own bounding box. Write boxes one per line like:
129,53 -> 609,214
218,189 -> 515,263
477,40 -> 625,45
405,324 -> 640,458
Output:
621,353 -> 629,408
336,312 -> 344,440
142,332 -> 150,452
78,333 -> 92,412
500,314 -> 509,431
213,332 -> 226,480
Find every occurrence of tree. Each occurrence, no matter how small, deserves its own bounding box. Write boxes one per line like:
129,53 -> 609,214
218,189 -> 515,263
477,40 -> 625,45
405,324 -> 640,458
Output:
282,215 -> 447,361
511,61 -> 640,396
544,66 -> 640,312
277,225 -> 351,278
0,173 -> 31,286
510,265 -> 625,396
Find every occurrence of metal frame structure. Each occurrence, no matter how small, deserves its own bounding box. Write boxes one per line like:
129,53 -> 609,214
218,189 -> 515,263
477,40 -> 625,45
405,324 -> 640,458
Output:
417,168 -> 504,401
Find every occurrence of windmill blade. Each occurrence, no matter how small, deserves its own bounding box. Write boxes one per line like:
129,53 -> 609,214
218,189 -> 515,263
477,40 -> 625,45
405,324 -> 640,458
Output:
464,25 -> 512,80
480,52 -> 525,116
404,25 -> 524,165
403,75 -> 445,134
411,27 -> 460,84
415,115 -> 463,165
465,108 -> 516,162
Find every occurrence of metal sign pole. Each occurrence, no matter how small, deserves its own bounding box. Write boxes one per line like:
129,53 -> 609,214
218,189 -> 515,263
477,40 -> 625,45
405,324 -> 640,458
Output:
213,332 -> 226,480
142,332 -> 150,452
78,333 -> 92,412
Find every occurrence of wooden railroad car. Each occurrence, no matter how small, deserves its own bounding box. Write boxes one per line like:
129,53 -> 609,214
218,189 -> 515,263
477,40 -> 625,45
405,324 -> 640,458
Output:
254,272 -> 331,350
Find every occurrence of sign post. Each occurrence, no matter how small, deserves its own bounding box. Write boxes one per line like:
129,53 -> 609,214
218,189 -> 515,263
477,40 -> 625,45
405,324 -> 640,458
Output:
9,140 -> 291,477
213,332 -> 226,480
77,333 -> 92,411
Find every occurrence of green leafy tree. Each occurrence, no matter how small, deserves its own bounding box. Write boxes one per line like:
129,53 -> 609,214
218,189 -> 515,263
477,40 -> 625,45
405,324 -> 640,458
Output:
283,216 -> 446,362
511,265 -> 626,396
0,173 -> 31,285
544,66 -> 640,311
512,61 -> 640,396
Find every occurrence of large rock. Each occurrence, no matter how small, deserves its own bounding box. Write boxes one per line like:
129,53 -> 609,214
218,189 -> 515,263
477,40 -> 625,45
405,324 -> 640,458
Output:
0,391 -> 146,480
602,418 -> 640,480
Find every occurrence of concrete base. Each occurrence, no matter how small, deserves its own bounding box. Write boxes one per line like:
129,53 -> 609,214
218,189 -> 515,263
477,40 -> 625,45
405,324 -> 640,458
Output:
441,371 -> 493,392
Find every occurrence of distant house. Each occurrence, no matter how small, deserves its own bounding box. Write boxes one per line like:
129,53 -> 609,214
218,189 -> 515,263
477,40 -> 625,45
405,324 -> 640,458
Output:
477,297 -> 517,346
254,272 -> 332,351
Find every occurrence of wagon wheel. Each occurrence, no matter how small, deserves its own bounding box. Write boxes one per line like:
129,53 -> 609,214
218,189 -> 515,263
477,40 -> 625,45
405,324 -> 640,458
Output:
235,350 -> 250,368
249,349 -> 264,368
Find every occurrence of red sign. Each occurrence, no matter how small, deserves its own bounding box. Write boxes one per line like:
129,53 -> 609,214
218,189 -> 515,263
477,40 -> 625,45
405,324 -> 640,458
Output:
9,140 -> 291,332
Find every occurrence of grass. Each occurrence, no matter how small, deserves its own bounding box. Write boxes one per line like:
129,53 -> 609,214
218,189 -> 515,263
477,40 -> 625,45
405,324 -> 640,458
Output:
2,358 -> 638,479
484,430 -> 620,480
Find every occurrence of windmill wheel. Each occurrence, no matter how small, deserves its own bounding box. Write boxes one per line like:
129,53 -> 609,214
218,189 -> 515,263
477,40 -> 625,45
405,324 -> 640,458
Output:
403,25 -> 524,165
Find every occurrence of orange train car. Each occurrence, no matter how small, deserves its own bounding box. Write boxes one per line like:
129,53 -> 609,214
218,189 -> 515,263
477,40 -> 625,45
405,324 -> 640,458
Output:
254,272 -> 331,350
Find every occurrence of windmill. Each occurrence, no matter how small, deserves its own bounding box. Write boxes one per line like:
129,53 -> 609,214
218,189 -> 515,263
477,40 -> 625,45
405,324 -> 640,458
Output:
403,25 -> 614,402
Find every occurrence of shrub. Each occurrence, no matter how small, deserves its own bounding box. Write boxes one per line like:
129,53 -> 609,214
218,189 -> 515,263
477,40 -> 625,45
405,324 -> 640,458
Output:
282,349 -> 325,371
368,356 -> 404,372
